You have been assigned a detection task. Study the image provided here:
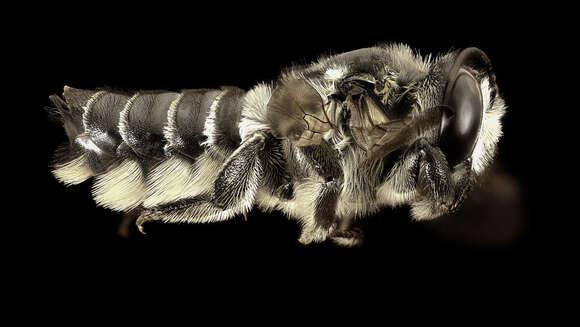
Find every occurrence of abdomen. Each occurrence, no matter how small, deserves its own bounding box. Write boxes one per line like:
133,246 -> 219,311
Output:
50,85 -> 247,211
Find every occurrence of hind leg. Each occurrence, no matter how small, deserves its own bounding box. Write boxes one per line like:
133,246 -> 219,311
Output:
136,194 -> 243,234
137,132 -> 272,233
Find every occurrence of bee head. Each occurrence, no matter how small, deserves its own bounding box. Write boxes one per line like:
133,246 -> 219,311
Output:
376,46 -> 506,219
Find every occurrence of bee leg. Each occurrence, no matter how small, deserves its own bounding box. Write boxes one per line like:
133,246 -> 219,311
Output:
117,207 -> 143,238
137,131 -> 292,234
136,194 -> 239,234
296,178 -> 342,245
297,142 -> 344,245
212,132 -> 267,210
411,139 -> 455,217
329,217 -> 364,247
257,133 -> 293,201
330,228 -> 364,247
297,178 -> 343,245
313,176 -> 341,230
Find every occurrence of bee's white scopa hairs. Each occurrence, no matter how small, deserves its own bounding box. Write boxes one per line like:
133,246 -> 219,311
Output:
52,153 -> 94,186
48,44 -> 506,246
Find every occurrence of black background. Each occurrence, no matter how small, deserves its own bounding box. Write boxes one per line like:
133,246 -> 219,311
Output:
15,3 -> 575,303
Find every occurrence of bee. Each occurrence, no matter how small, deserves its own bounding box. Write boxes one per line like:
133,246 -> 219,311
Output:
48,44 -> 506,246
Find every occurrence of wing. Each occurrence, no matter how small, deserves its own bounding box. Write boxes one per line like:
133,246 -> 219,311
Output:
266,79 -> 333,146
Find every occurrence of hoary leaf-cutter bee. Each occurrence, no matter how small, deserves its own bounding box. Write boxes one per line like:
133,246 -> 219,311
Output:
48,44 -> 506,246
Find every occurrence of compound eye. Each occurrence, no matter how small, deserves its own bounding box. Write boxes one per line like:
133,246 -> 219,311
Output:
439,68 -> 484,167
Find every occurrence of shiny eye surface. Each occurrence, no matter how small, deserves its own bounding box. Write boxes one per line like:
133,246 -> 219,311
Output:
439,68 -> 483,167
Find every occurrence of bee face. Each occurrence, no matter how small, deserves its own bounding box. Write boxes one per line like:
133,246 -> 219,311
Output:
375,46 -> 506,220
